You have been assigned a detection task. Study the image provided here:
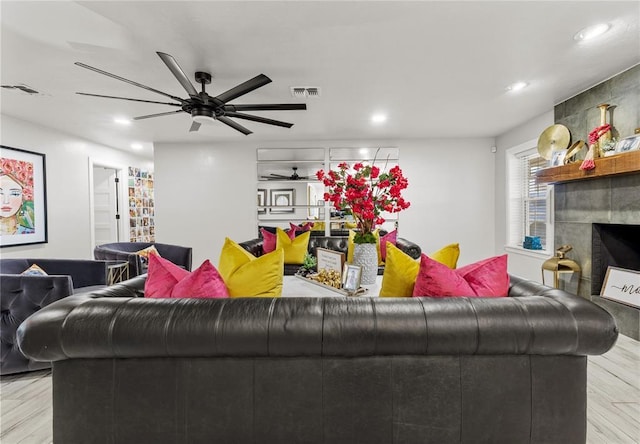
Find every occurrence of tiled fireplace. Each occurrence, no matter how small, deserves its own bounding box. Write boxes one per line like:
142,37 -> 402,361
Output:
554,173 -> 640,340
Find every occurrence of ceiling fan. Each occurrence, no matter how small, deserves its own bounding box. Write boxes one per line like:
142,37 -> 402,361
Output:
74,51 -> 306,135
260,167 -> 312,181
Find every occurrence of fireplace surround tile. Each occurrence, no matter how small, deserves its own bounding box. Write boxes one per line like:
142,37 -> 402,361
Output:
554,179 -> 611,223
610,174 -> 640,224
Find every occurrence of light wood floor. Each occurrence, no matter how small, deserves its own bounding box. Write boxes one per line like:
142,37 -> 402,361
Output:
1,334 -> 639,444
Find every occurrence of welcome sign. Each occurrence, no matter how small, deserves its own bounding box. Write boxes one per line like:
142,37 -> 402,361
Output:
601,266 -> 640,308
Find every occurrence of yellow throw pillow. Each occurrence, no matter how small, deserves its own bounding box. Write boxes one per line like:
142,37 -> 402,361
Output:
379,243 -> 420,297
276,228 -> 310,264
347,229 -> 382,265
430,243 -> 460,269
344,221 -> 358,229
218,237 -> 284,297
311,221 -> 325,231
379,242 -> 461,297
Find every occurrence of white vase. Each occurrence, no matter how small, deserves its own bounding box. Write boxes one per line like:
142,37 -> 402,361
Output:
353,243 -> 378,285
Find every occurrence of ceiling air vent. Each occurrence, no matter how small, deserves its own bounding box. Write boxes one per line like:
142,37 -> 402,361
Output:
290,87 -> 321,98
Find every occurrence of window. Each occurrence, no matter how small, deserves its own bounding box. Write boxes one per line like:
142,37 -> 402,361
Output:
506,141 -> 553,253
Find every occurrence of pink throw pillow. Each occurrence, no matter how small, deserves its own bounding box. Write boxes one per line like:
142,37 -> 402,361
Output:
379,230 -> 398,262
171,260 -> 229,298
145,254 -> 229,299
290,222 -> 313,233
145,254 -> 190,298
412,254 -> 509,298
261,227 -> 295,254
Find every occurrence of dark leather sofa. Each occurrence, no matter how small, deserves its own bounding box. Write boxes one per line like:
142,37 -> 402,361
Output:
239,235 -> 421,275
17,274 -> 618,444
93,242 -> 193,277
0,258 -> 109,375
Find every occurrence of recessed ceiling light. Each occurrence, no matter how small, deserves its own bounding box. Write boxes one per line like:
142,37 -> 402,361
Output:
130,143 -> 143,150
507,81 -> 528,92
359,148 -> 369,155
371,113 -> 387,124
114,117 -> 131,125
574,23 -> 611,41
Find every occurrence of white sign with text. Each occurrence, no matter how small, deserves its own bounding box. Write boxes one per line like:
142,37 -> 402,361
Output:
601,266 -> 640,308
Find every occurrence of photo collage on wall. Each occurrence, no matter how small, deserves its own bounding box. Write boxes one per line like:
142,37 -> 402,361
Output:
128,167 -> 155,242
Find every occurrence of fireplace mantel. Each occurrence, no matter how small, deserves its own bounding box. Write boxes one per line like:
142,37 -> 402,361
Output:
536,150 -> 640,185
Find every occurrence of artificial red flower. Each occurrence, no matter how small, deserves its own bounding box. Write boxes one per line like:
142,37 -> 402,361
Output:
316,152 -> 410,241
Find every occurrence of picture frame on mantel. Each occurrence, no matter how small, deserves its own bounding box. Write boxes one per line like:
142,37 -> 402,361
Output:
615,135 -> 640,154
0,145 -> 48,247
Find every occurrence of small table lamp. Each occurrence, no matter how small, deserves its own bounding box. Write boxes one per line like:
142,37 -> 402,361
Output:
542,245 -> 581,290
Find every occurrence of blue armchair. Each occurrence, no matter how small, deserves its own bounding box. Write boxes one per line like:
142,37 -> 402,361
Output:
0,258 -> 109,375
93,242 -> 193,277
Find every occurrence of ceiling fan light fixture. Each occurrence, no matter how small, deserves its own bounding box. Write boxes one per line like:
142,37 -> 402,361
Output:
191,107 -> 215,124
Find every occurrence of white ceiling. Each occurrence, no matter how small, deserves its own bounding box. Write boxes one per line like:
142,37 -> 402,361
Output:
1,1 -> 639,158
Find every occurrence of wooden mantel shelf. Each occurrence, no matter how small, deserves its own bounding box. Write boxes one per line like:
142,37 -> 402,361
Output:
536,150 -> 640,184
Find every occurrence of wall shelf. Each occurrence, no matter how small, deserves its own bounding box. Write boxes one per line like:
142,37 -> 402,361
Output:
536,150 -> 640,184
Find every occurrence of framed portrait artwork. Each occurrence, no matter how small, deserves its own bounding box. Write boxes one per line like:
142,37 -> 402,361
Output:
257,189 -> 267,214
615,135 -> 640,154
0,145 -> 48,247
270,189 -> 295,213
550,149 -> 567,167
343,264 -> 362,293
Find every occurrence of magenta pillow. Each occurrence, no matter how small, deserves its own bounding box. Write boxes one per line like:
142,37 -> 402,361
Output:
289,222 -> 313,233
145,254 -> 229,299
171,260 -> 229,298
145,254 -> 190,298
412,254 -> 509,298
261,227 -> 295,254
379,230 -> 397,262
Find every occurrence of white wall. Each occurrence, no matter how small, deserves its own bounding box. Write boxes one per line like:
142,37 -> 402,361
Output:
401,138 -> 496,266
154,138 -> 498,269
1,114 -> 151,259
494,110 -> 554,282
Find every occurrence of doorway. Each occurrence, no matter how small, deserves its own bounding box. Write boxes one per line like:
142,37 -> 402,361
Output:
92,166 -> 121,247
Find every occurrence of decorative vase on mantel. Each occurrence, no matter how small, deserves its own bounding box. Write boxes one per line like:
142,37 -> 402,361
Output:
352,243 -> 378,285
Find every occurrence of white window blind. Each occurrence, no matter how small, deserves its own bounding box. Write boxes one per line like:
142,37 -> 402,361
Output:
507,147 -> 550,250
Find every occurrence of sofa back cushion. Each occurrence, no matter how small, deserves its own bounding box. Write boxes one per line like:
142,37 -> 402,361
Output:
0,259 -> 30,274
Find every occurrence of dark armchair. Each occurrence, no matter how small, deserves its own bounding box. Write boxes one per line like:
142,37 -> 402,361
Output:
93,242 -> 193,277
0,258 -> 109,375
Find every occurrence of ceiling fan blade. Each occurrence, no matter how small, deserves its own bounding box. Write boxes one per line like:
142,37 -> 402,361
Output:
189,121 -> 201,132
133,109 -> 185,120
215,74 -> 271,103
75,62 -> 186,104
156,52 -> 198,97
76,92 -> 181,106
224,104 -> 307,112
216,115 -> 252,135
225,112 -> 293,128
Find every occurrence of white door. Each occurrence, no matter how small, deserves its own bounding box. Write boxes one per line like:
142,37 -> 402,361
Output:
93,166 -> 120,246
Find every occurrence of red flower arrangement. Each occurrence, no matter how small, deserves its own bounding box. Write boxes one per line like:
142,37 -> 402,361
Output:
316,160 -> 410,243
